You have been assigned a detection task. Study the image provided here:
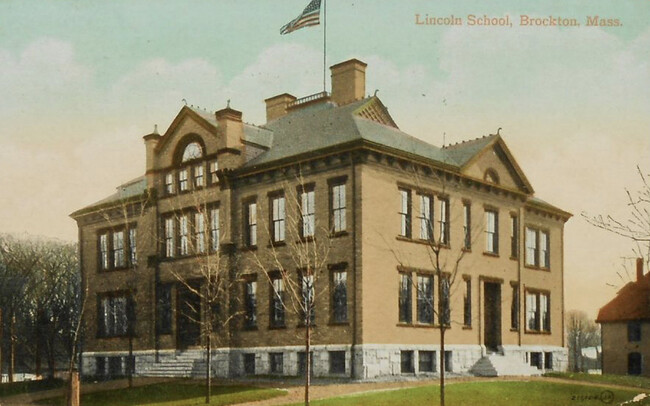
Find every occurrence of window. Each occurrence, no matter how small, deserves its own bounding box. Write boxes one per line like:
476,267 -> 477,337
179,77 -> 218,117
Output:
399,189 -> 411,238
98,294 -> 133,337
165,172 -> 174,195
332,271 -> 348,323
301,272 -> 315,325
194,164 -> 204,188
530,352 -> 542,369
157,284 -> 172,334
525,227 -> 538,266
511,283 -> 519,330
165,218 -> 175,258
510,215 -> 518,258
271,195 -> 286,243
485,210 -> 498,254
210,208 -> 220,252
269,353 -> 283,374
329,351 -> 346,374
129,228 -> 137,266
526,291 -> 550,332
331,183 -> 346,233
179,168 -> 188,192
301,188 -> 315,238
270,277 -> 285,327
182,142 -> 203,162
526,227 -> 550,268
628,352 -> 642,375
464,278 -> 472,327
195,212 -> 205,253
99,233 -> 109,270
244,281 -> 257,329
95,357 -> 106,378
419,194 -> 433,240
544,352 -> 553,370
179,215 -> 189,256
444,351 -> 453,372
399,273 -> 412,323
243,353 -> 255,375
108,357 -> 123,378
209,160 -> 219,184
540,231 -> 550,268
298,352 -> 313,376
419,351 -> 435,372
439,198 -> 450,245
628,321 -> 642,342
400,350 -> 414,373
417,275 -> 433,324
463,202 -> 471,249
244,201 -> 257,247
112,231 -> 125,268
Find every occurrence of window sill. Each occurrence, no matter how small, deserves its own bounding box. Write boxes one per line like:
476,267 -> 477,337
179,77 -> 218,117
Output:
268,325 -> 286,330
524,265 -> 551,272
240,245 -> 258,252
483,251 -> 499,258
510,328 -> 520,332
268,241 -> 286,248
462,247 -> 472,253
98,266 -> 133,273
330,231 -> 348,238
297,236 -> 315,244
328,321 -> 350,326
462,325 -> 472,330
524,330 -> 551,335
509,256 -> 518,261
395,236 -> 444,248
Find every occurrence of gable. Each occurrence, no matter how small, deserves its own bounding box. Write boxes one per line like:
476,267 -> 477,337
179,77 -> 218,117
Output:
353,97 -> 398,128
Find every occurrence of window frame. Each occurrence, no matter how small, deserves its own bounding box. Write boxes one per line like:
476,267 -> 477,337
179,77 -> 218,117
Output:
270,193 -> 286,244
418,193 -> 433,241
329,179 -> 347,234
97,291 -> 134,338
462,201 -> 471,250
300,186 -> 316,239
210,206 -> 220,252
244,199 -> 258,248
416,274 -> 434,325
243,279 -> 257,330
331,269 -> 348,324
485,209 -> 499,255
438,197 -> 450,246
399,188 -> 412,238
525,289 -> 551,333
269,275 -> 285,328
194,164 -> 204,188
398,272 -> 412,324
463,277 -> 472,327
98,225 -> 137,272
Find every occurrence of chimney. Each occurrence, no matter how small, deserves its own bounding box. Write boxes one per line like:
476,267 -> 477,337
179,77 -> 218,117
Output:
215,105 -> 244,169
330,58 -> 367,106
265,93 -> 297,122
637,257 -> 644,282
143,125 -> 161,189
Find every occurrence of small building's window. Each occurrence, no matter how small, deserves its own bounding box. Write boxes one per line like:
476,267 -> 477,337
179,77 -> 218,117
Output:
301,188 -> 315,238
399,273 -> 412,323
270,277 -> 285,327
209,160 -> 219,184
329,351 -> 346,374
332,271 -> 348,323
195,212 -> 205,253
530,352 -> 542,369
544,352 -> 553,370
439,198 -> 450,245
129,228 -> 137,266
269,353 -> 283,374
526,291 -> 550,332
271,195 -> 286,243
210,207 -> 220,252
463,202 -> 471,249
510,215 -> 519,258
399,188 -> 411,238
511,283 -> 519,330
628,352 -> 642,375
244,201 -> 257,247
112,231 -> 125,268
164,218 -> 175,258
444,350 -> 453,372
182,142 -> 203,162
419,351 -> 435,372
244,280 -> 257,329
301,272 -> 315,325
99,233 -> 109,270
419,194 -> 433,240
243,353 -> 255,375
628,321 -> 642,342
463,278 -> 471,327
194,164 -> 204,188
179,215 -> 189,256
156,284 -> 172,334
485,209 -> 498,254
331,183 -> 346,233
165,173 -> 175,195
179,168 -> 189,192
540,231 -> 550,268
417,275 -> 433,324
400,350 -> 414,373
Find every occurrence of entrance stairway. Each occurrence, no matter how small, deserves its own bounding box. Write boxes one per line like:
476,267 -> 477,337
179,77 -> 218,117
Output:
469,353 -> 543,377
139,351 -> 208,378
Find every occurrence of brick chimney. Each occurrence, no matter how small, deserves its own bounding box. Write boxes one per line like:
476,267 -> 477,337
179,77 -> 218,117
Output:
215,105 -> 244,169
330,58 -> 367,106
142,125 -> 161,189
265,93 -> 297,122
637,257 -> 644,282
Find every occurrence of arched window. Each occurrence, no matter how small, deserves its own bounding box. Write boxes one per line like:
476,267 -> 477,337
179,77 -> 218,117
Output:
484,169 -> 500,185
182,142 -> 203,162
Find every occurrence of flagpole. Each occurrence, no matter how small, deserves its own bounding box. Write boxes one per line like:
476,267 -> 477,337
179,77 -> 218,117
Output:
323,0 -> 327,93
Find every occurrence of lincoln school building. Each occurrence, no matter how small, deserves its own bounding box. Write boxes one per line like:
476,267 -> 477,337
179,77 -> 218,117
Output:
70,58 -> 571,380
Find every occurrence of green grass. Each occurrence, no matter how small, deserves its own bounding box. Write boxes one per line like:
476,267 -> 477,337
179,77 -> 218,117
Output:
0,379 -> 63,398
546,371 -> 650,390
287,381 -> 649,406
37,383 -> 286,406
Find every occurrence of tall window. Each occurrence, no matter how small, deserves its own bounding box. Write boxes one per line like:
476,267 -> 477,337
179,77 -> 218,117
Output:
194,164 -> 204,188
301,272 -> 315,324
165,173 -> 175,195
628,321 -> 642,342
540,231 -> 550,268
112,231 -> 125,268
417,275 -> 433,324
331,183 -> 346,233
398,273 -> 412,323
439,198 -> 450,245
526,291 -> 550,332
99,233 -> 109,270
129,228 -> 137,266
464,278 -> 472,327
271,195 -> 286,243
209,160 -> 219,184
98,294 -> 132,337
399,189 -> 411,238
419,194 -> 433,240
165,218 -> 175,258
510,215 -> 519,258
270,277 -> 284,327
179,215 -> 189,256
485,210 -> 498,254
245,201 -> 257,247
332,271 -> 348,323
526,227 -> 550,268
210,208 -> 220,252
157,284 -> 172,334
179,168 -> 188,192
511,283 -> 519,330
301,189 -> 315,238
463,202 -> 471,249
244,280 -> 257,329
525,227 -> 538,266
195,212 -> 205,253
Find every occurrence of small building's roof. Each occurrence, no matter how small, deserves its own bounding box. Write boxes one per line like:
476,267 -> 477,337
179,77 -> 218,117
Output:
71,176 -> 148,217
597,273 -> 650,323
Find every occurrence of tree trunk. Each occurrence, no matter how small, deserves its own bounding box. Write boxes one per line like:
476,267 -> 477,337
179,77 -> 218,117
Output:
35,308 -> 41,377
440,326 -> 445,406
9,311 -> 15,383
67,370 -> 80,406
0,308 -> 4,383
47,329 -> 56,379
128,335 -> 133,388
305,320 -> 311,406
205,331 -> 211,404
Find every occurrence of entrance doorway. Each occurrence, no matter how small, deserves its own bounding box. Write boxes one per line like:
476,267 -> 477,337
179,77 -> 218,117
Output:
484,282 -> 502,352
177,282 -> 202,349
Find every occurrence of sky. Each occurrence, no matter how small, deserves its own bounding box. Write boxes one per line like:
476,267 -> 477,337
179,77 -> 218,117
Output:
0,0 -> 648,318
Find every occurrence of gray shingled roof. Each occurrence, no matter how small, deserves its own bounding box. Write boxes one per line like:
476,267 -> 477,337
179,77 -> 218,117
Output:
442,134 -> 497,167
73,176 -> 148,215
188,106 -> 273,148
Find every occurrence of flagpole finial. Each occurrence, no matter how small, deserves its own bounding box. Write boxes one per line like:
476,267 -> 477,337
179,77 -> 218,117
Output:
227,99 -> 231,108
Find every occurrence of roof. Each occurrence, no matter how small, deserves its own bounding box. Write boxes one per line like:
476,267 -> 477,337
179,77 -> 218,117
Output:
596,273 -> 650,323
71,176 -> 148,217
187,106 -> 273,149
442,134 -> 498,167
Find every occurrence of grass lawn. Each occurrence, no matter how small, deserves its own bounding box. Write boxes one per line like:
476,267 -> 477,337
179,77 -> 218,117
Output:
546,371 -> 650,390
288,381 -> 649,406
37,383 -> 286,406
0,379 -> 63,398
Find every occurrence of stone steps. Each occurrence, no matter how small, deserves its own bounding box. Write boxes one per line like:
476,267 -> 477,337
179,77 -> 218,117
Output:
139,351 -> 208,378
469,354 -> 542,377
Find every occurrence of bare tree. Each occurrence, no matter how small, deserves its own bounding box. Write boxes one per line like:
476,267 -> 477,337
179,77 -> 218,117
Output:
566,310 -> 600,372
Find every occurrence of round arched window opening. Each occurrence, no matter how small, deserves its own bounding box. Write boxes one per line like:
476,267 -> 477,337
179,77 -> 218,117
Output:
484,169 -> 500,185
182,142 -> 203,162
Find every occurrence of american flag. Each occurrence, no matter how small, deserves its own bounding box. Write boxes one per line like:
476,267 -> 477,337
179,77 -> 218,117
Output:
280,0 -> 322,35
